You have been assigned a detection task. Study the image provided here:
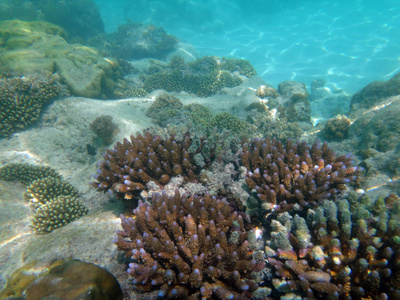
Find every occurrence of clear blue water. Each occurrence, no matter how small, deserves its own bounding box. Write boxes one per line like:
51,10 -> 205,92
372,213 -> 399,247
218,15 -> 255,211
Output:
95,0 -> 400,93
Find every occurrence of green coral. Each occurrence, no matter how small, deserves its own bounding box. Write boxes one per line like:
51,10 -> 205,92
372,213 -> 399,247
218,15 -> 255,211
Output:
142,55 -> 255,97
31,195 -> 88,234
0,75 -> 68,138
220,57 -> 257,77
212,111 -> 256,137
0,163 -> 61,184
24,177 -> 79,208
122,87 -> 148,98
146,93 -> 184,126
0,162 -> 88,234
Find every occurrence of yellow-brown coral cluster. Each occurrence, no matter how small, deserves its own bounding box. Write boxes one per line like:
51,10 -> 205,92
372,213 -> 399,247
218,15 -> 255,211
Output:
114,191 -> 265,299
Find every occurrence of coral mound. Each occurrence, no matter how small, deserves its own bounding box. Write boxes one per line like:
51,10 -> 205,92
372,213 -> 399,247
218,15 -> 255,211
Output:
114,191 -> 265,299
241,137 -> 361,212
92,131 -> 215,199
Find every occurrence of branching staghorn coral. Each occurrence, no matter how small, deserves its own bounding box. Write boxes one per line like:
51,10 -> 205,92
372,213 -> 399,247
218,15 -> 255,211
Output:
91,131 -> 215,200
114,191 -> 265,299
241,137 -> 362,213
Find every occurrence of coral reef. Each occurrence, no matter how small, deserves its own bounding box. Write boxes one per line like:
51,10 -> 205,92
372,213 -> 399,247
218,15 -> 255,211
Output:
212,112 -> 257,138
24,176 -> 79,208
0,162 -> 88,234
0,163 -> 61,184
0,75 -> 68,138
350,96 -> 400,153
321,115 -> 351,141
31,195 -> 88,234
263,192 -> 400,299
91,131 -> 215,200
142,55 -> 255,97
91,22 -> 178,60
255,85 -> 279,100
277,81 -> 311,123
350,71 -> 400,113
25,259 -> 123,300
90,115 -> 118,146
245,110 -> 303,141
37,0 -> 105,41
146,94 -> 184,127
0,0 -> 104,41
114,191 -> 265,299
0,20 -> 118,98
241,137 -> 361,212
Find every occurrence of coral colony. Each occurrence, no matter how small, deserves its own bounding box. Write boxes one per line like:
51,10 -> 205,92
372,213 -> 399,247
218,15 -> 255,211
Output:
88,129 -> 400,300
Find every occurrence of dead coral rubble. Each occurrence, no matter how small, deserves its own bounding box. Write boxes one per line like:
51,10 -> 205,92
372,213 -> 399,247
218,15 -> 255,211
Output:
114,191 -> 265,299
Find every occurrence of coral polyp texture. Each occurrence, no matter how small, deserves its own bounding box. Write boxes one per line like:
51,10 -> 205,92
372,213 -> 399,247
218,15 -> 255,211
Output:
114,191 -> 265,299
91,131 -> 215,199
142,55 -> 256,97
241,137 -> 361,212
0,163 -> 62,184
0,75 -> 68,138
264,193 -> 400,299
31,195 -> 88,234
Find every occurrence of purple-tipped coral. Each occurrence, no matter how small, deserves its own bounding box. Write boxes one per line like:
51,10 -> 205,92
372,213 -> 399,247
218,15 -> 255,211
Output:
114,191 -> 265,299
241,137 -> 361,212
91,131 -> 214,199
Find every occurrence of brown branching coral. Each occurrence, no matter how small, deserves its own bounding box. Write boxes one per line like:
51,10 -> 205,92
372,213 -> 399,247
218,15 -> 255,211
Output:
91,131 -> 215,200
114,191 -> 265,299
241,137 -> 362,212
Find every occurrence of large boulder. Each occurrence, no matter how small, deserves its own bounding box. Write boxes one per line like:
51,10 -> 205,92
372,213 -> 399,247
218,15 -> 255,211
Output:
350,72 -> 400,114
0,20 -> 117,98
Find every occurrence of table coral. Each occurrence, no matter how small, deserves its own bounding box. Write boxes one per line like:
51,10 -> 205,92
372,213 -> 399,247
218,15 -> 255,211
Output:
114,191 -> 265,299
241,137 -> 362,212
91,131 -> 215,200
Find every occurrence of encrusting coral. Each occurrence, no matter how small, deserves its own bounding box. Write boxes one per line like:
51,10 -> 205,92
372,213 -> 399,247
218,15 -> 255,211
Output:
114,191 -> 265,299
241,137 -> 362,213
263,193 -> 400,299
91,131 -> 215,200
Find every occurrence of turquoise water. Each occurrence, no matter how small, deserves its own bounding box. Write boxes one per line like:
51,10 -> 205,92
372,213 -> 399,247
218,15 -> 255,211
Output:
95,0 -> 400,93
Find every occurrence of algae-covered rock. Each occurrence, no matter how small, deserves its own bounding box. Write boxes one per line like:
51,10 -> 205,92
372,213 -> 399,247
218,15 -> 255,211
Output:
350,71 -> 400,113
23,260 -> 123,300
0,20 -> 117,98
